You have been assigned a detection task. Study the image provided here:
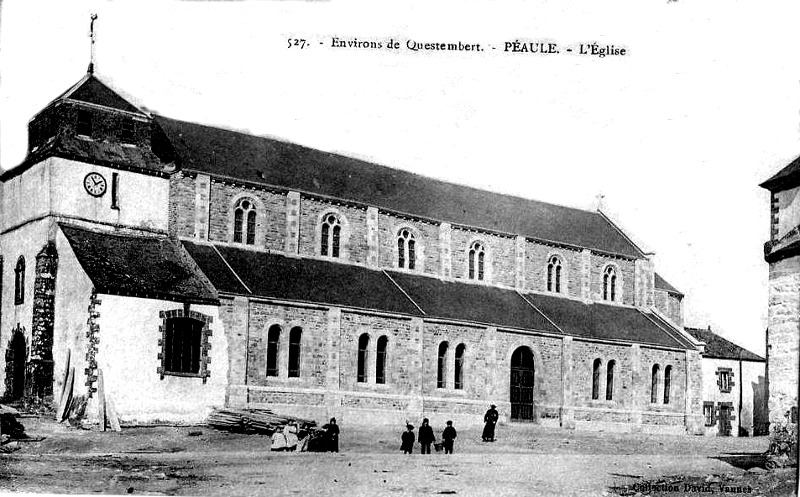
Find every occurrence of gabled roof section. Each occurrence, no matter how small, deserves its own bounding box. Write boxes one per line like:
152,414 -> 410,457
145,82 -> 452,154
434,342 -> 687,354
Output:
654,272 -> 684,297
684,327 -> 765,362
760,154 -> 800,192
61,73 -> 146,115
182,241 -> 423,315
60,224 -> 218,305
526,293 -> 692,348
183,242 -> 691,349
386,271 -> 560,333
156,115 -> 646,258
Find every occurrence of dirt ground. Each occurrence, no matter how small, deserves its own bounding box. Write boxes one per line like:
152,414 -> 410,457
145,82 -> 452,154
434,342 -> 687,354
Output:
0,416 -> 796,496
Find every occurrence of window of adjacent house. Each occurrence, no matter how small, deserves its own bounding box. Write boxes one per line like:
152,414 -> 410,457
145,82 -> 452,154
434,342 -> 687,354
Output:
163,317 -> 203,374
468,241 -> 486,281
397,229 -> 416,270
233,198 -> 257,245
703,402 -> 715,426
591,358 -> 602,400
288,327 -> 302,378
77,109 -> 93,137
454,343 -> 466,390
376,335 -> 388,384
651,364 -> 661,403
547,255 -> 563,293
120,119 -> 134,144
321,214 -> 342,258
606,360 -> 616,401
266,324 -> 280,377
603,266 -> 617,302
437,341 -> 449,388
718,369 -> 732,393
663,365 -> 672,404
14,257 -> 25,305
357,333 -> 369,383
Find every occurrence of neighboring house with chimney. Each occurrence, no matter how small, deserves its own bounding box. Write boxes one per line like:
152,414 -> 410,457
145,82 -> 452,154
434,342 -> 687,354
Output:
685,327 -> 767,437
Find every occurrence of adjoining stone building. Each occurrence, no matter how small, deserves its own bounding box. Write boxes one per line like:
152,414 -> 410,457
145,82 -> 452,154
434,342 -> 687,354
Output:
0,68 -> 708,433
761,158 -> 800,432
685,327 -> 767,437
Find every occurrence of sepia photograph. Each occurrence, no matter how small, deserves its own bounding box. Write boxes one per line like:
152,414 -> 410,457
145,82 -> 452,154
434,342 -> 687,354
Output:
0,0 -> 798,495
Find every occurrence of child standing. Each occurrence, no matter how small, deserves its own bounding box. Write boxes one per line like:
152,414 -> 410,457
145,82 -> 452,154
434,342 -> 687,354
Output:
401,424 -> 415,454
442,420 -> 457,454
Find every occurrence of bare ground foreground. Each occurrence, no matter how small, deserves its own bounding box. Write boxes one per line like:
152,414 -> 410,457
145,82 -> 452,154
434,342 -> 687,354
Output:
0,417 -> 796,496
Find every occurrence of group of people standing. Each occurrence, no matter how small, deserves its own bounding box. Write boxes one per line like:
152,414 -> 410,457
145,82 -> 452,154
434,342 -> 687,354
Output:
399,403 -> 499,455
401,419 -> 458,454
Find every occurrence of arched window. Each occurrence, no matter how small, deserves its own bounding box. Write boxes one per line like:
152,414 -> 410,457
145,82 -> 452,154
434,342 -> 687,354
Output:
288,327 -> 302,378
357,333 -> 369,383
397,229 -> 416,270
651,364 -> 661,403
603,266 -> 617,302
266,324 -> 281,377
591,358 -> 602,400
468,241 -> 485,281
14,257 -> 25,305
663,365 -> 672,404
321,213 -> 342,258
454,343 -> 466,390
606,360 -> 616,401
376,335 -> 388,384
437,341 -> 449,388
547,255 -> 563,293
233,198 -> 257,245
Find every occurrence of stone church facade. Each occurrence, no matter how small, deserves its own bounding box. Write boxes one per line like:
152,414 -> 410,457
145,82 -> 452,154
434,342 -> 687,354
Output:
0,69 -> 706,433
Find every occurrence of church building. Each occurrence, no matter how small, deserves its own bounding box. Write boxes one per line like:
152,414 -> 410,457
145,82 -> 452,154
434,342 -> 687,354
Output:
0,67 -> 707,433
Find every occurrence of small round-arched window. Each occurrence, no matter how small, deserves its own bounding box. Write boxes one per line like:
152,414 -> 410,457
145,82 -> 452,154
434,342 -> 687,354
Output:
397,228 -> 416,270
233,198 -> 257,245
321,214 -> 342,258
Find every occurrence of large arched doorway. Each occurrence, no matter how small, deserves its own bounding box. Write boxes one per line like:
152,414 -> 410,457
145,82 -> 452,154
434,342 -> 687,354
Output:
510,346 -> 535,421
4,330 -> 27,401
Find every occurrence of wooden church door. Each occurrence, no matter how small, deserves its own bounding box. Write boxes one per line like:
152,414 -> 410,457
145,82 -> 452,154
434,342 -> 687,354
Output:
510,347 -> 535,421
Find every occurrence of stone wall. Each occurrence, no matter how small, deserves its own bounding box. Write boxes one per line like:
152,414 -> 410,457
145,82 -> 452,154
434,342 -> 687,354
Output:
766,255 -> 800,427
219,298 -> 695,431
377,212 -> 440,275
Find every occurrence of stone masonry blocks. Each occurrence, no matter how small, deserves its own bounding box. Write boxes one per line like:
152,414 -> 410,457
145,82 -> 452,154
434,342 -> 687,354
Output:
286,191 -> 301,254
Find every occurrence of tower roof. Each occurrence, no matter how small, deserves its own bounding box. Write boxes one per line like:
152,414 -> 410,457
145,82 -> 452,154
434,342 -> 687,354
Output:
760,154 -> 800,192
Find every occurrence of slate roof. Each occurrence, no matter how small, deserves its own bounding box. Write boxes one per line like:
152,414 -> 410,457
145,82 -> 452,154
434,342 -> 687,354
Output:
157,115 -> 645,258
182,241 -> 422,315
65,75 -> 144,114
11,133 -> 166,178
654,272 -> 683,297
386,271 -> 559,333
60,224 -> 218,304
760,155 -> 800,192
525,292 -> 693,348
183,241 -> 690,349
684,327 -> 764,362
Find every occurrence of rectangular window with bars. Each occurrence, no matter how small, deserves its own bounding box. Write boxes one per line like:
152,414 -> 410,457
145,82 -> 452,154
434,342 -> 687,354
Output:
164,317 -> 202,374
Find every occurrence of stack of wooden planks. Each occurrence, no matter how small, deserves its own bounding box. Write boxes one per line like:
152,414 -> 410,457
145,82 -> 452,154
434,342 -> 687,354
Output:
207,407 -> 317,435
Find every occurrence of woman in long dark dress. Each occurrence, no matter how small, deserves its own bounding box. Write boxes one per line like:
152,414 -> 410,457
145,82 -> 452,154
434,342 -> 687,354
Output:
482,404 -> 498,442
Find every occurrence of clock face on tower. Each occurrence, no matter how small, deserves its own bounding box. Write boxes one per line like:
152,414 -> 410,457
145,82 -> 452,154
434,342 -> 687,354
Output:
84,172 -> 107,197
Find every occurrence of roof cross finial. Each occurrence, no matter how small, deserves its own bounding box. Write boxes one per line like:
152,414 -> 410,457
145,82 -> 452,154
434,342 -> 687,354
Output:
595,192 -> 605,211
88,13 -> 98,74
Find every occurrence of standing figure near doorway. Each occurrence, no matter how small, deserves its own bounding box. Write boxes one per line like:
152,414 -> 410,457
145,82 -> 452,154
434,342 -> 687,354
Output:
482,404 -> 499,442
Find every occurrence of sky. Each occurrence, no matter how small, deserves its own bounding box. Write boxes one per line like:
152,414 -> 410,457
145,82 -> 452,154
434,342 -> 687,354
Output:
1,0 -> 799,355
